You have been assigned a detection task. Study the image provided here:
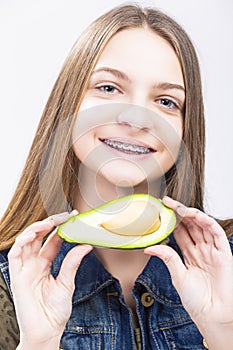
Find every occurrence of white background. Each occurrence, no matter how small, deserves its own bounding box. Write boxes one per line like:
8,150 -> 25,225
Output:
0,0 -> 232,219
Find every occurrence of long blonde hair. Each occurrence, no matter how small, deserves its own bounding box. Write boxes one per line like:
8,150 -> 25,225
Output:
0,4 -> 231,250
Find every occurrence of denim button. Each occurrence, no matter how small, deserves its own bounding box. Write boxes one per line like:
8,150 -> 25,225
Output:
141,292 -> 154,307
202,338 -> 208,349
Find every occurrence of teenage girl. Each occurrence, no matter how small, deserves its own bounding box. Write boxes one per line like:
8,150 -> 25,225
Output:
0,4 -> 232,350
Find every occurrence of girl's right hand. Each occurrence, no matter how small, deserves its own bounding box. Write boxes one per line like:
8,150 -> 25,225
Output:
8,212 -> 92,348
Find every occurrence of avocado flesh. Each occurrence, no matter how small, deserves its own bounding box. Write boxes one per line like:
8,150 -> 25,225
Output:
101,199 -> 161,236
57,194 -> 176,249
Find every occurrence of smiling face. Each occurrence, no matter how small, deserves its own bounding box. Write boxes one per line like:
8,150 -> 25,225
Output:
72,27 -> 185,196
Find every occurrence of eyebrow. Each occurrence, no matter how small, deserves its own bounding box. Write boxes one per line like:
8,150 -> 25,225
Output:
91,67 -> 131,83
153,81 -> 185,93
91,67 -> 185,93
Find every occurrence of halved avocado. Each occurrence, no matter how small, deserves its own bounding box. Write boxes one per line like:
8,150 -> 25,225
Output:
57,194 -> 176,249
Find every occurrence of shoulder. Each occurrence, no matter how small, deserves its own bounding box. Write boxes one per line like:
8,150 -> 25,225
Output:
0,249 -> 12,297
0,270 -> 20,349
218,218 -> 233,253
228,234 -> 233,253
0,268 -> 12,304
0,250 -> 20,349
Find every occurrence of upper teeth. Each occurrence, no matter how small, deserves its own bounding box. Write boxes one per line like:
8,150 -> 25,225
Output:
103,139 -> 151,154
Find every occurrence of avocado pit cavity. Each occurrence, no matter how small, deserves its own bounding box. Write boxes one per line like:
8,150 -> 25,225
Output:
100,200 -> 161,236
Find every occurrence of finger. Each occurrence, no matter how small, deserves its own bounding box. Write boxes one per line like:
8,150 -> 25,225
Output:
179,210 -> 229,251
173,224 -> 202,267
9,211 -> 76,271
45,210 -> 78,227
163,196 -> 205,245
162,197 -> 228,248
173,222 -> 195,249
162,196 -> 187,219
11,219 -> 58,260
39,229 -> 63,262
8,231 -> 38,275
163,196 -> 210,229
57,245 -> 93,291
19,210 -> 76,240
163,196 -> 201,222
176,219 -> 210,246
144,245 -> 186,293
39,210 -> 78,261
20,212 -> 76,259
22,219 -> 57,236
11,221 -> 56,263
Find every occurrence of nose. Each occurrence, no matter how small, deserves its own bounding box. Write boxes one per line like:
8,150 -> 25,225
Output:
116,105 -> 155,131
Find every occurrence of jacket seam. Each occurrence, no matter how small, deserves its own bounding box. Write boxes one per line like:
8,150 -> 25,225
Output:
0,261 -> 13,299
148,307 -> 160,350
72,278 -> 114,305
155,319 -> 194,330
106,285 -> 115,350
136,279 -> 181,306
163,328 -> 177,350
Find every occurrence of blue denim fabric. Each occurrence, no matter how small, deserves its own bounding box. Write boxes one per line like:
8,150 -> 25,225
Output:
1,233 -> 233,350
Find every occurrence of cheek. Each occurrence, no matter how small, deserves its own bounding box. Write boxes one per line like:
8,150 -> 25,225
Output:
157,117 -> 183,159
165,124 -> 182,160
72,124 -> 95,163
78,97 -> 98,111
71,107 -> 99,162
72,137 -> 86,163
79,96 -> 117,112
149,118 -> 183,177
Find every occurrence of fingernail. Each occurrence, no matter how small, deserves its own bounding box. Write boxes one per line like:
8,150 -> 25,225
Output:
177,205 -> 187,216
52,212 -> 69,219
46,212 -> 70,225
70,209 -> 79,216
144,247 -> 154,254
162,196 -> 172,204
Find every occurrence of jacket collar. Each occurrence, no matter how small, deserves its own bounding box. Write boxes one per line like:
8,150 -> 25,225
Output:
2,233 -> 232,305
51,234 -> 182,306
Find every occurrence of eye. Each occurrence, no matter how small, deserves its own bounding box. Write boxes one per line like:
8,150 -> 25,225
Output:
157,98 -> 179,110
97,84 -> 120,94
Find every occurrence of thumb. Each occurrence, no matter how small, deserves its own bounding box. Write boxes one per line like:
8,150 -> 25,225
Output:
144,245 -> 186,293
57,244 -> 93,291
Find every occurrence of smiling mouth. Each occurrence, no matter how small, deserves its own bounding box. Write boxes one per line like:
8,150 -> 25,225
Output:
99,138 -> 156,155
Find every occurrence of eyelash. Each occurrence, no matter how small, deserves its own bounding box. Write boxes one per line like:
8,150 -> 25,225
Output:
156,98 -> 179,110
96,84 -> 121,94
95,84 -> 180,110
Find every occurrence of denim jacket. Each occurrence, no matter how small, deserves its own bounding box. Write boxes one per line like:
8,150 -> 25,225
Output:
1,233 -> 233,350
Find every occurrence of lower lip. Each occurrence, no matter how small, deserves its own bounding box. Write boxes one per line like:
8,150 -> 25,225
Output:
100,139 -> 157,160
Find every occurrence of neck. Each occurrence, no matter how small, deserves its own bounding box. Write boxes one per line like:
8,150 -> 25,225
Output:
73,165 -> 162,213
72,164 -> 160,281
94,246 -> 150,281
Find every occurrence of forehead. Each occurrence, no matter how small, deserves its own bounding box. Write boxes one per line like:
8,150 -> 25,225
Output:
94,27 -> 184,87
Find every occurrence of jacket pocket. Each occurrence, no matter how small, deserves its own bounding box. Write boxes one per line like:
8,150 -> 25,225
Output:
60,325 -> 115,350
151,320 -> 208,349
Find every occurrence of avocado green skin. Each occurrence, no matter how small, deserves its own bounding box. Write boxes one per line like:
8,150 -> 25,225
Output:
57,194 -> 176,249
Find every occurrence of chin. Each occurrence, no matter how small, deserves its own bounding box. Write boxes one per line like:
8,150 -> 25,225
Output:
100,159 -> 165,190
100,170 -> 147,189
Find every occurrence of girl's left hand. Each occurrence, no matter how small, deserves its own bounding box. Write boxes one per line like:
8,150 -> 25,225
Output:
144,196 -> 233,331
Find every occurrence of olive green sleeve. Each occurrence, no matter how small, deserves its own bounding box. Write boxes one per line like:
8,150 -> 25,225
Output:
0,271 -> 20,350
